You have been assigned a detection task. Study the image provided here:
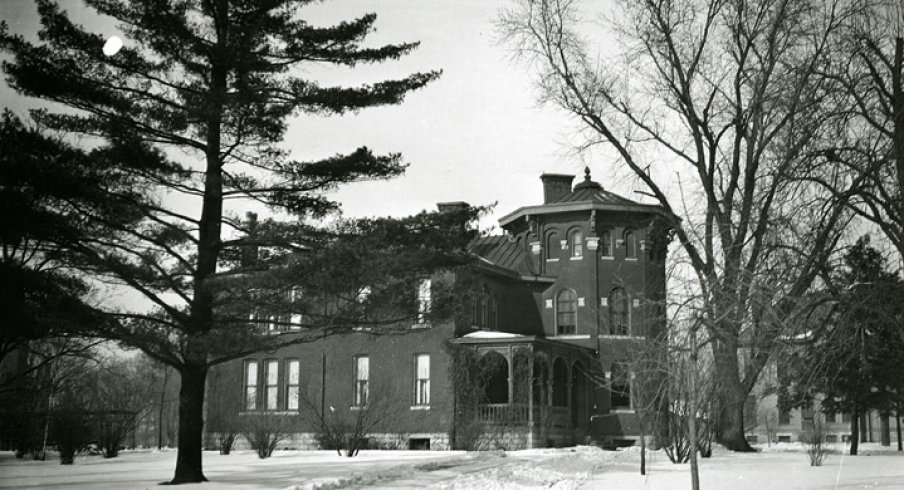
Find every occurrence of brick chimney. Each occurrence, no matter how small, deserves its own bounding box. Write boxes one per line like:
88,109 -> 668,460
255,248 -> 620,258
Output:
540,174 -> 575,203
437,201 -> 470,213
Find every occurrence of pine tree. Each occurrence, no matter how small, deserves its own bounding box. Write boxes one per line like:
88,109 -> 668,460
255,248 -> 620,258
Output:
780,236 -> 904,455
1,1 -> 466,483
0,111 -> 135,370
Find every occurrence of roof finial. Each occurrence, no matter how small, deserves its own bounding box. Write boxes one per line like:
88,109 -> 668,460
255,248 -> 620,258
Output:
584,166 -> 591,181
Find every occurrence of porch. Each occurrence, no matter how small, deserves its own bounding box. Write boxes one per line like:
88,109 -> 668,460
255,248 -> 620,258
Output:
452,333 -> 600,448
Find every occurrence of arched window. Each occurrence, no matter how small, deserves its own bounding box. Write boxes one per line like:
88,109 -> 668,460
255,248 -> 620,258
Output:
624,230 -> 636,259
472,288 -> 497,329
556,288 -> 577,335
609,287 -> 629,335
571,229 -> 583,258
600,230 -> 613,257
480,352 -> 509,404
545,231 -> 559,260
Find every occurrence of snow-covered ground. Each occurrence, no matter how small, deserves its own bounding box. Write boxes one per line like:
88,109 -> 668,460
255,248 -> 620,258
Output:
1,443 -> 902,489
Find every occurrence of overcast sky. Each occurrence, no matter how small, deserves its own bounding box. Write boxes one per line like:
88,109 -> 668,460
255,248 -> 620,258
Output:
0,0 -> 646,234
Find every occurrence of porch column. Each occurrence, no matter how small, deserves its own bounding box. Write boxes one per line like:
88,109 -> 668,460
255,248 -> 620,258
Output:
508,344 -> 514,404
528,346 -> 535,448
528,346 -> 534,426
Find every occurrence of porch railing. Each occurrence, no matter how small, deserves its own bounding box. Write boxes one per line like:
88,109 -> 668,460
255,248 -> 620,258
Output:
478,403 -> 571,427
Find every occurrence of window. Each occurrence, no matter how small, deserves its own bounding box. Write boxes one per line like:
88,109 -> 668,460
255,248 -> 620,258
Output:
746,435 -> 758,443
286,359 -> 300,410
545,231 -> 559,260
842,412 -> 851,423
555,288 -> 577,335
265,360 -> 279,410
472,288 -> 497,329
610,363 -> 632,410
825,434 -> 838,442
571,230 -> 583,258
778,435 -> 791,443
608,287 -> 629,335
289,287 -> 303,328
243,360 -> 258,411
600,230 -> 613,257
354,355 -> 369,406
416,279 -> 431,324
779,409 -> 791,425
624,230 -> 636,259
414,354 -> 430,406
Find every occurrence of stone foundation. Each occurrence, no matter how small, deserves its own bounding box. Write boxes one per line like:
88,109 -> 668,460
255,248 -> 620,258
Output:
206,431 -> 451,451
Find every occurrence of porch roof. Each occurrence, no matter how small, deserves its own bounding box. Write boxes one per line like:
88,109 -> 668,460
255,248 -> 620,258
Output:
452,332 -> 596,354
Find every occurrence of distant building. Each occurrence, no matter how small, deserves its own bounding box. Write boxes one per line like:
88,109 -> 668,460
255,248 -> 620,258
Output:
745,361 -> 901,446
205,168 -> 675,450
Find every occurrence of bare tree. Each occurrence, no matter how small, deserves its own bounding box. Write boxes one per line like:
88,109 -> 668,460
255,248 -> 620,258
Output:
813,2 -> 904,263
499,0 -> 859,451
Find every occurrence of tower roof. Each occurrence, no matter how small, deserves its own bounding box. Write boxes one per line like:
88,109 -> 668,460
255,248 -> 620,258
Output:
498,167 -> 672,227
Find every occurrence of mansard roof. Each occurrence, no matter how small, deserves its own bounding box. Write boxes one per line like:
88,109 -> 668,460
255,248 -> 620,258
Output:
469,235 -> 539,277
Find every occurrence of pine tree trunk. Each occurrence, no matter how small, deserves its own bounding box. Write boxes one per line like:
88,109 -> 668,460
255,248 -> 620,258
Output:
713,340 -> 754,452
169,366 -> 208,484
850,405 -> 859,456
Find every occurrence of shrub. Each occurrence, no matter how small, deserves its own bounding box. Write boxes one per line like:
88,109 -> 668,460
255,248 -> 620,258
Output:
802,416 -> 828,466
242,415 -> 291,459
51,408 -> 91,465
218,432 -> 238,455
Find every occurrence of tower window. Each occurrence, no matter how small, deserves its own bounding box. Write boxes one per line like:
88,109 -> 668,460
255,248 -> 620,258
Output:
609,287 -> 629,335
556,288 -> 577,335
600,230 -> 613,257
545,231 -> 559,260
624,230 -> 636,259
571,230 -> 583,258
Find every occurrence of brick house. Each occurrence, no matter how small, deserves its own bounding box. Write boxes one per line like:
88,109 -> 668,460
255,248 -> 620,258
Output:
205,168 -> 675,450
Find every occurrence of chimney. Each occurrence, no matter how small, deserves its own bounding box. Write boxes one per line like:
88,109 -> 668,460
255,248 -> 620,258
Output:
540,174 -> 575,203
437,201 -> 470,213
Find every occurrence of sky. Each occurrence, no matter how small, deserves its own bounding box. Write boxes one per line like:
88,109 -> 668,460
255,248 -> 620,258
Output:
0,0 -> 638,234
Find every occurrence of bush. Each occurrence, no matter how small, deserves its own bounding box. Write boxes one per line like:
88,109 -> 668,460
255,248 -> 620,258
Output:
802,417 -> 828,466
51,408 -> 91,465
218,432 -> 238,455
242,415 -> 291,459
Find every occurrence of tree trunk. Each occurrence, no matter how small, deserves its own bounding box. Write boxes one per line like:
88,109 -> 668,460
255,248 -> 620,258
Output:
169,366 -> 208,484
881,413 -> 891,446
158,366 -> 168,450
712,340 -> 754,452
850,405 -> 859,456
892,37 -> 903,233
896,409 -> 902,451
860,412 -> 869,443
688,325 -> 700,490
